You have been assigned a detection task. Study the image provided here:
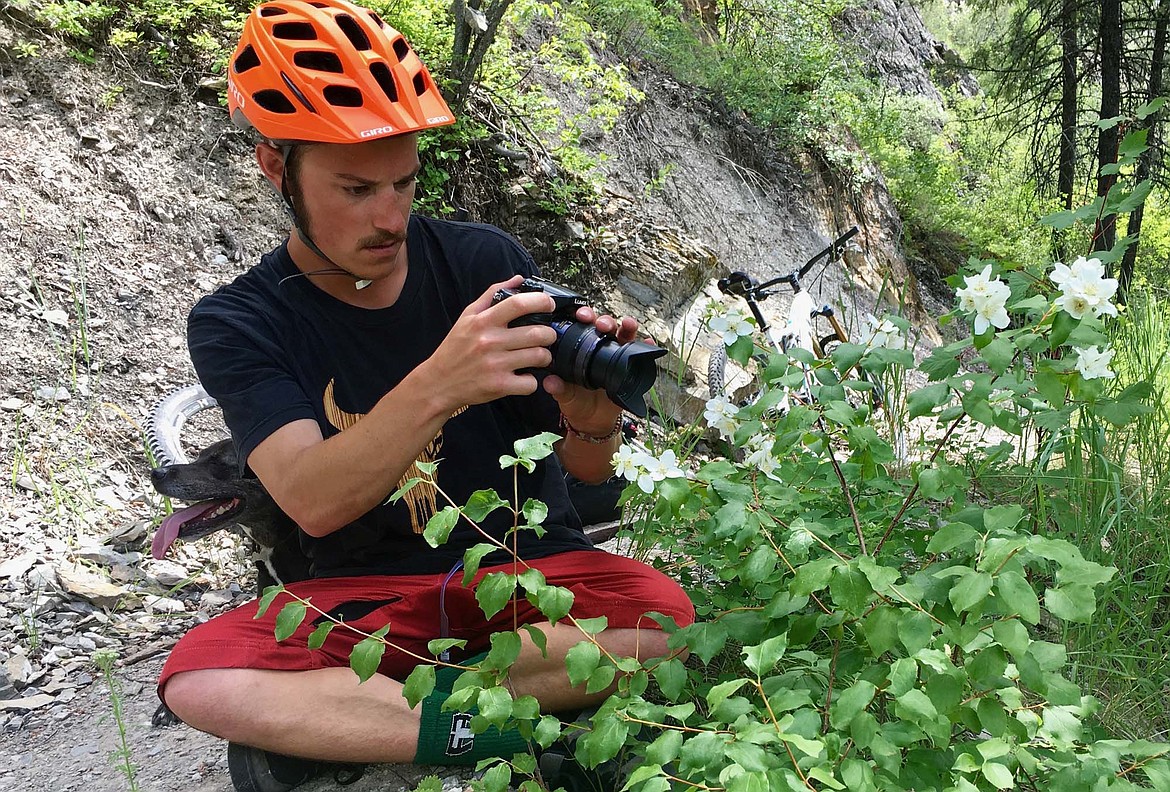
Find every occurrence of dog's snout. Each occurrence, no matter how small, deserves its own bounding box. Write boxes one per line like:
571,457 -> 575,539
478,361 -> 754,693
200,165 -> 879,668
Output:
150,466 -> 174,487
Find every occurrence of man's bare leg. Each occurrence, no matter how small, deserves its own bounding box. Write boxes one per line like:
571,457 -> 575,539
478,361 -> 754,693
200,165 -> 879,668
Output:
163,623 -> 672,762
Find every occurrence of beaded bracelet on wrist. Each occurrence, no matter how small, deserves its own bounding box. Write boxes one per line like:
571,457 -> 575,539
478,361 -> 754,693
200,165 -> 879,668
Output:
560,413 -> 623,444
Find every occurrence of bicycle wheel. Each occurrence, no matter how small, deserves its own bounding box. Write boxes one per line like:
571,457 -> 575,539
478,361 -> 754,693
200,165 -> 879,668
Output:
147,383 -> 220,467
707,344 -> 768,407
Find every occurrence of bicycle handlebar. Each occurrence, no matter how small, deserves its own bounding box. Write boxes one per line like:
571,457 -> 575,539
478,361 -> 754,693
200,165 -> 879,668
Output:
717,226 -> 860,300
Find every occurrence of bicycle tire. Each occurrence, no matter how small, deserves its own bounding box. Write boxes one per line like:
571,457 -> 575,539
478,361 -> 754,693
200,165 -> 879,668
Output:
707,345 -> 727,399
146,383 -> 219,467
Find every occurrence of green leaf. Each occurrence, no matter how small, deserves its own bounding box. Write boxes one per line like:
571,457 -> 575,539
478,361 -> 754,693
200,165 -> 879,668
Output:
461,543 -> 499,586
512,432 -> 561,463
894,688 -> 938,725
742,633 -> 787,676
907,382 -> 951,419
1040,209 -> 1077,231
830,680 -> 876,729
1045,584 -> 1097,623
521,498 -> 548,527
1109,180 -> 1153,214
477,685 -> 513,728
463,490 -> 509,522
427,638 -> 467,657
306,621 -> 334,650
521,624 -> 548,658
681,621 -> 729,664
402,663 -> 436,708
898,610 -> 936,654
645,730 -> 684,766
861,607 -> 900,656
254,585 -> 284,619
983,505 -> 1025,533
475,572 -> 516,619
727,334 -> 754,366
1050,310 -> 1078,348
981,761 -> 1014,789
927,522 -> 978,553
575,616 -> 609,635
707,679 -> 749,710
950,570 -> 993,614
652,657 -> 687,701
579,713 -> 629,767
995,571 -> 1040,624
980,337 -> 1015,374
388,476 -> 425,503
423,506 -> 460,548
485,631 -> 523,670
525,580 -> 575,625
565,640 -> 601,687
534,715 -> 562,749
350,626 -> 389,683
830,565 -> 873,614
1136,96 -> 1168,119
274,601 -> 307,642
791,557 -> 840,596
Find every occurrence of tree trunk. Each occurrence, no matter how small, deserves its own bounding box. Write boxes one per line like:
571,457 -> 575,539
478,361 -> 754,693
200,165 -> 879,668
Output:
1091,0 -> 1122,257
448,0 -> 515,108
1054,0 -> 1079,261
1118,0 -> 1167,299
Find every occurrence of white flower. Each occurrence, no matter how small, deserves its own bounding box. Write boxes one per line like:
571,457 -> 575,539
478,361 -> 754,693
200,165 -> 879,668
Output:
709,306 -> 755,347
703,395 -> 741,440
861,314 -> 908,351
1074,346 -> 1116,380
743,433 -> 782,480
617,448 -> 685,494
955,265 -> 1011,334
612,444 -> 651,482
1050,256 -> 1118,320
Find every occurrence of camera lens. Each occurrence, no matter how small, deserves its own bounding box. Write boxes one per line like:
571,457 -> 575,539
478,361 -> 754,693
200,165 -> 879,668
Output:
549,321 -> 665,417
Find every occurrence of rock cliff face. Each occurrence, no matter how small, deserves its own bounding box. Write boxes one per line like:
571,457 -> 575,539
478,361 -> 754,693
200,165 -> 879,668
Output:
526,2 -> 968,420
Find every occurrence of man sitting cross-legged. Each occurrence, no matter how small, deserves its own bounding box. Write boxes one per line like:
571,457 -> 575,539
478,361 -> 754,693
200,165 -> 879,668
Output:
157,2 -> 695,790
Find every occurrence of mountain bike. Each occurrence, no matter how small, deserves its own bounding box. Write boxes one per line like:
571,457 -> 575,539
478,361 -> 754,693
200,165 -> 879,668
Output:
707,226 -> 886,415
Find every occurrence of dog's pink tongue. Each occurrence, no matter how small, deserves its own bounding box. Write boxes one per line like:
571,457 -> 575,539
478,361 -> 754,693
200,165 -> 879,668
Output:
151,503 -> 219,559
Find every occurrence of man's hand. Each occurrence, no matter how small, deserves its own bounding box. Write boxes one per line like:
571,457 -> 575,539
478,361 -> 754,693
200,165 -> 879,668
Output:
422,275 -> 559,413
543,306 -> 643,435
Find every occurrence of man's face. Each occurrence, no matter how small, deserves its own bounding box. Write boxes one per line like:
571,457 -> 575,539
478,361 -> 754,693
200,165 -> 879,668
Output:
284,133 -> 420,278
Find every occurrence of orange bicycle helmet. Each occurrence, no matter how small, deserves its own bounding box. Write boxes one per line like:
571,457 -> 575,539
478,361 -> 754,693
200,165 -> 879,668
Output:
227,0 -> 455,144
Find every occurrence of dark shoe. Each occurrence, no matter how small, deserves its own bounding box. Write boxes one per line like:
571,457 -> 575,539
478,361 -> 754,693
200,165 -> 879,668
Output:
228,743 -> 320,792
537,710 -> 637,792
538,746 -> 628,792
227,743 -> 365,791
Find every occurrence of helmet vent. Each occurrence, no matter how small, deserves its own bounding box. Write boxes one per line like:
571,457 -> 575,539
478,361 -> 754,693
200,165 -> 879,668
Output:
280,71 -> 318,113
392,39 -> 409,62
412,73 -> 427,97
293,50 -> 344,73
368,11 -> 385,28
308,1 -> 328,6
259,6 -> 287,16
369,61 -> 398,103
323,85 -> 363,107
233,45 -> 262,74
334,14 -> 371,51
253,90 -> 297,114
272,21 -> 317,40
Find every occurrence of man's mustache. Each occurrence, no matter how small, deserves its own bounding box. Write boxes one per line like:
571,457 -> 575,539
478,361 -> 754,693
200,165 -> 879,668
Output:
359,232 -> 407,248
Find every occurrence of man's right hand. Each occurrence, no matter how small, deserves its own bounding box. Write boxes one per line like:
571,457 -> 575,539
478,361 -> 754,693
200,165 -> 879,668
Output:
418,275 -> 560,413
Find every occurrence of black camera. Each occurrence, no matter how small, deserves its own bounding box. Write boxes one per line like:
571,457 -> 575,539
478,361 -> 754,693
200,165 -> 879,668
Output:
492,277 -> 665,418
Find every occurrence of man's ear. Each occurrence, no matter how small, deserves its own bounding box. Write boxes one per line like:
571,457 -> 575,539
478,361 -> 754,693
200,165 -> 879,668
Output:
255,142 -> 285,191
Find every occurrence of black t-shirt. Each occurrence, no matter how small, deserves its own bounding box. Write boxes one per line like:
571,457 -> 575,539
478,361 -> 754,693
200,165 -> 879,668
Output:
187,215 -> 592,577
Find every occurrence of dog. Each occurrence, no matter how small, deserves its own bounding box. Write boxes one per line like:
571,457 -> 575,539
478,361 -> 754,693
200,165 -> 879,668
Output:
150,439 -> 311,589
150,439 -> 627,591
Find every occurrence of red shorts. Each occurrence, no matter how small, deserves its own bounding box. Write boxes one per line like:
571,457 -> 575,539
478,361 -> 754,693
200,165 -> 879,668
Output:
158,550 -> 693,701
